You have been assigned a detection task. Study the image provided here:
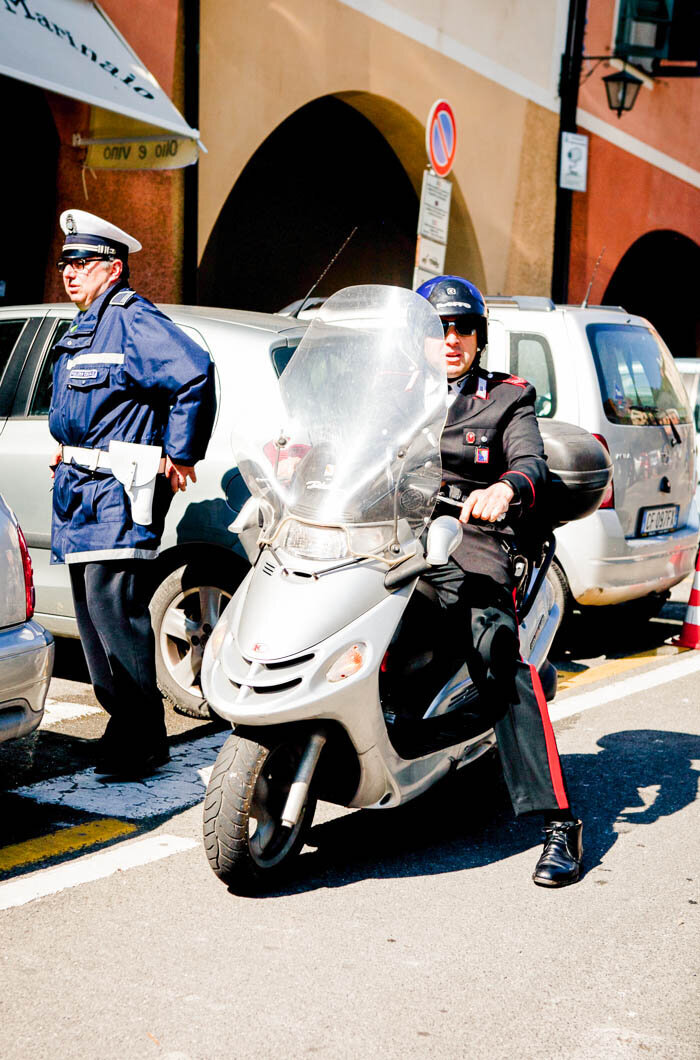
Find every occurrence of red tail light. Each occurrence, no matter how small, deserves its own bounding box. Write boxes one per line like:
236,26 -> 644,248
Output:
17,523 -> 35,621
592,433 -> 614,509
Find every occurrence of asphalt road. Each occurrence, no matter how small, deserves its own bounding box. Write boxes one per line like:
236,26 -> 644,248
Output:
1,584 -> 698,1059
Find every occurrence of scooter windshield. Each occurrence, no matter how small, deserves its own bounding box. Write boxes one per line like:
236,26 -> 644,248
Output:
233,285 -> 447,562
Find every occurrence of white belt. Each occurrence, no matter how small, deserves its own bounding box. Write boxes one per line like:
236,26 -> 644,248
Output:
61,445 -> 166,474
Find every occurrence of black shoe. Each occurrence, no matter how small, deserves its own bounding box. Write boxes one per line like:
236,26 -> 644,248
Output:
533,820 -> 583,887
94,743 -> 170,779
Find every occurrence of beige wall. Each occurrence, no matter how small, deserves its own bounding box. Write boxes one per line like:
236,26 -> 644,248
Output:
340,0 -> 564,96
199,0 -> 560,295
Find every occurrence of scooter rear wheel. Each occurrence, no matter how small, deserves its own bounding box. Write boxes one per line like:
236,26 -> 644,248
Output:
203,733 -> 316,892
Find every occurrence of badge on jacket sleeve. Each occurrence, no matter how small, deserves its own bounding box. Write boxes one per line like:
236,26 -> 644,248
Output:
476,376 -> 488,400
475,447 -> 490,463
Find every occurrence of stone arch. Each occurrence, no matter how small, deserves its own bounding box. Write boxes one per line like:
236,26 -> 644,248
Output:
0,74 -> 59,306
603,230 -> 700,358
198,92 -> 484,312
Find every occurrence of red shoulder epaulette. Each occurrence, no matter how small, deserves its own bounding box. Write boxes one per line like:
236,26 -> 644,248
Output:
503,374 -> 528,388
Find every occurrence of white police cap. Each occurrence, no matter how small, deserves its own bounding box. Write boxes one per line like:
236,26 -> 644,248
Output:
59,209 -> 142,259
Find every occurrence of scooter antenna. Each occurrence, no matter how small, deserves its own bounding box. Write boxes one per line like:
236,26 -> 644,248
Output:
582,246 -> 606,308
292,226 -> 359,319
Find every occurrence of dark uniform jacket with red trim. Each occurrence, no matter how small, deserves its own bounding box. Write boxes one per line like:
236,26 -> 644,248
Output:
439,365 -> 548,585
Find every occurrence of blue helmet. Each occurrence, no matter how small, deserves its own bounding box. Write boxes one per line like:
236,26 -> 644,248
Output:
416,274 -> 488,353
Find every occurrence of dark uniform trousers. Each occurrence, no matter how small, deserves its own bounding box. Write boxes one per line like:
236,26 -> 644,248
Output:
421,562 -> 570,816
69,560 -> 166,754
429,366 -> 572,816
49,281 -> 216,758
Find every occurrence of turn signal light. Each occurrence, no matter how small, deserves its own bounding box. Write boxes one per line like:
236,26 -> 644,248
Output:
326,644 -> 365,683
592,433 -> 614,509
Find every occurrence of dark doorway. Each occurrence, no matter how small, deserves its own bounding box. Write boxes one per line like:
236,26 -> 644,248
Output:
0,74 -> 59,306
198,96 -> 419,313
602,230 -> 700,358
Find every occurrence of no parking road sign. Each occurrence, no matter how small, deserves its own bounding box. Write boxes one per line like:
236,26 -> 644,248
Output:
426,99 -> 456,178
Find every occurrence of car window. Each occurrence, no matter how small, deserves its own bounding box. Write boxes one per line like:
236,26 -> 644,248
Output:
509,333 -> 556,417
0,319 -> 27,387
587,324 -> 691,427
29,319 -> 72,416
678,369 -> 700,432
271,344 -> 298,378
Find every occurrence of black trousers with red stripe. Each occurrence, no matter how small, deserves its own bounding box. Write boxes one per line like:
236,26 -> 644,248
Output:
420,562 -> 570,816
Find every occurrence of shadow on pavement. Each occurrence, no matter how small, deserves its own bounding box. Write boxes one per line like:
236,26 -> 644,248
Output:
51,636 -> 91,683
551,600 -> 686,666
255,728 -> 700,898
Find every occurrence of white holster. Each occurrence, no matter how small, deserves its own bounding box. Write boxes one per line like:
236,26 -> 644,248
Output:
108,441 -> 163,526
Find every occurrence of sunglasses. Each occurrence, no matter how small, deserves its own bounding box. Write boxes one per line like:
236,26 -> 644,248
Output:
56,257 -> 109,274
441,316 -> 478,337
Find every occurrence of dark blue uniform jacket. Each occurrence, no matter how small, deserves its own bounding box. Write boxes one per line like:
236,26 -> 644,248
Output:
49,282 -> 216,564
439,366 -> 548,583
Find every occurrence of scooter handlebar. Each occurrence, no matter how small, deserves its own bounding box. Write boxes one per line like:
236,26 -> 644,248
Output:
384,552 -> 433,590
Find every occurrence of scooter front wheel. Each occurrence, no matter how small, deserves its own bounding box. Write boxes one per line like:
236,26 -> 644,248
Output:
203,733 -> 317,892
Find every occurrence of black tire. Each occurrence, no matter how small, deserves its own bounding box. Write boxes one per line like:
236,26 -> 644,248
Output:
547,558 -> 572,632
203,733 -> 317,892
150,561 -> 240,719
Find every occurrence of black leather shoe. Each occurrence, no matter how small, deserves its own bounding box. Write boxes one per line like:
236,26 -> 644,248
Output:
94,744 -> 170,779
533,820 -> 583,887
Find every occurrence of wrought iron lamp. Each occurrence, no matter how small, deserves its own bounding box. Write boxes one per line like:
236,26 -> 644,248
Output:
602,68 -> 644,117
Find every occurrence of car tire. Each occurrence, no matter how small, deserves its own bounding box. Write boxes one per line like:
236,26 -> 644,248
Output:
150,561 -> 243,719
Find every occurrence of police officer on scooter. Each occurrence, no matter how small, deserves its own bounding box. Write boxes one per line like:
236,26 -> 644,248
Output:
50,209 -> 216,778
417,275 -> 582,887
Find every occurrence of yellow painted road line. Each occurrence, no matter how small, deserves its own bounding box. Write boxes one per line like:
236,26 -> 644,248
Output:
0,819 -> 137,873
557,645 -> 688,690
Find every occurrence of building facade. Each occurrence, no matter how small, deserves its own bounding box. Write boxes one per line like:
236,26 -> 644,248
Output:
2,1 -> 698,358
0,0 -> 191,307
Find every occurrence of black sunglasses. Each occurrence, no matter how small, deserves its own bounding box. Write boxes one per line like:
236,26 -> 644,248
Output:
441,316 -> 478,337
56,257 -> 109,273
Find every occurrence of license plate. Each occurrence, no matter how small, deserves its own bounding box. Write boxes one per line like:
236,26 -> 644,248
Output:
640,505 -> 679,535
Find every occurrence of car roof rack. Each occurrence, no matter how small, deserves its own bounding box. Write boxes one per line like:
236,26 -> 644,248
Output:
485,295 -> 555,311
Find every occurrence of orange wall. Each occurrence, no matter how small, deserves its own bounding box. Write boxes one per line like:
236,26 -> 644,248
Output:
568,0 -> 700,303
43,0 -> 185,306
569,132 -> 700,304
581,0 -> 700,170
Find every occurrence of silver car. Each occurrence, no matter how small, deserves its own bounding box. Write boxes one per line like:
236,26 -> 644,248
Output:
0,492 -> 54,744
484,298 -> 699,615
0,304 -> 305,718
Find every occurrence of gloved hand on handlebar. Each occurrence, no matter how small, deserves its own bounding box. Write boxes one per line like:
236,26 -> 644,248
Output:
459,480 -> 515,524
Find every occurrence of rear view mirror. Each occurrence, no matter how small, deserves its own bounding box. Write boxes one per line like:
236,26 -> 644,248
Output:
425,516 -> 463,566
228,496 -> 262,534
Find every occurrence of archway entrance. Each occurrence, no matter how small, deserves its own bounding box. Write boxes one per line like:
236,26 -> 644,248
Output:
199,95 -> 424,312
603,231 -> 700,358
0,74 -> 59,306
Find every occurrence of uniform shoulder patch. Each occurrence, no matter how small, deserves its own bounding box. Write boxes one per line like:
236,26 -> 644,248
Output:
503,374 -> 528,388
110,287 -> 136,307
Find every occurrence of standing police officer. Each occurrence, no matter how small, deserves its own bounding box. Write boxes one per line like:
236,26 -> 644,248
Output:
417,275 -> 583,887
50,209 -> 216,778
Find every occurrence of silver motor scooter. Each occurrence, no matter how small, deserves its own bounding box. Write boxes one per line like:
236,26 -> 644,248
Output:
200,285 -> 590,892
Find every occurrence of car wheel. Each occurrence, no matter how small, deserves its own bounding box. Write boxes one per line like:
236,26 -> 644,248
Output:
150,562 -> 241,719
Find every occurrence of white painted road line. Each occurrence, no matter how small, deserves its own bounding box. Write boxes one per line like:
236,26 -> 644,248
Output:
13,732 -> 228,819
551,651 -> 700,722
0,834 -> 197,911
41,699 -> 102,727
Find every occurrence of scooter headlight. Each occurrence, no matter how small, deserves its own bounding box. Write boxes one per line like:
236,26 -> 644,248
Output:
282,520 -> 349,561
